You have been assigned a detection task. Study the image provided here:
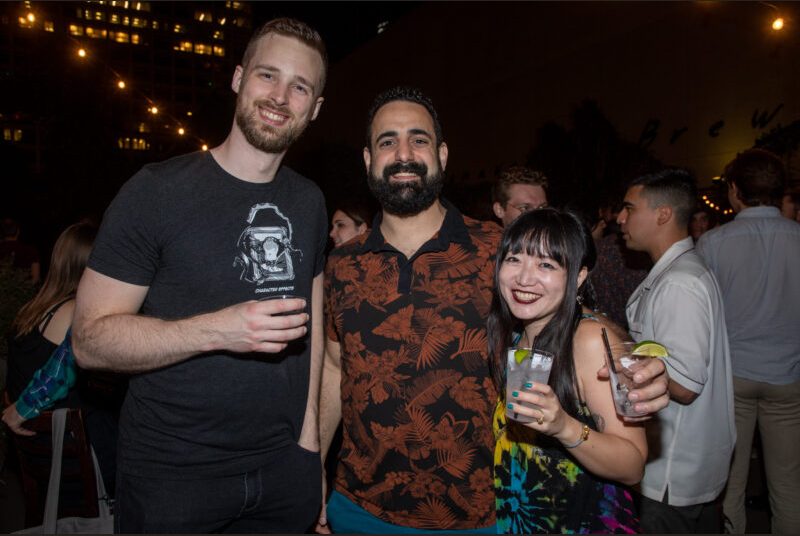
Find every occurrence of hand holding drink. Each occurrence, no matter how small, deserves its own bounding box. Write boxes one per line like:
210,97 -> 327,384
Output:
604,339 -> 668,417
505,347 -> 554,423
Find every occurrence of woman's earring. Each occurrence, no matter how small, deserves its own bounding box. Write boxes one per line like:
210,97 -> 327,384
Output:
576,294 -> 584,305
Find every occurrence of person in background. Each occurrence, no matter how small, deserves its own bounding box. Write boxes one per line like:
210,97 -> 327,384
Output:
589,200 -> 651,329
491,166 -> 549,227
780,187 -> 800,222
72,17 -> 329,533
329,198 -> 375,248
2,222 -> 120,493
492,208 -> 645,533
688,206 -> 718,242
696,149 -> 800,535
4,222 -> 96,413
0,217 -> 41,285
617,169 -> 735,533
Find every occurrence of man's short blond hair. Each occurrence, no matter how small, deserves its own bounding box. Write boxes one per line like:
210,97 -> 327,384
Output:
492,166 -> 549,206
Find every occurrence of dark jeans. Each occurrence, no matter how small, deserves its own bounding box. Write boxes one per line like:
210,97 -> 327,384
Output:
636,490 -> 722,534
115,442 -> 321,533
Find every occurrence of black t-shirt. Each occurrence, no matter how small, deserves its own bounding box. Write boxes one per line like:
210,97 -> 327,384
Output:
88,151 -> 327,478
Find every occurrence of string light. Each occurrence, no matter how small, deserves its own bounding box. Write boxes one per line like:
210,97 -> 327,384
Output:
61,34 -> 209,149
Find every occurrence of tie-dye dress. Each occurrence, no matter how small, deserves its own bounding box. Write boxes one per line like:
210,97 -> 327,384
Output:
493,398 -> 640,533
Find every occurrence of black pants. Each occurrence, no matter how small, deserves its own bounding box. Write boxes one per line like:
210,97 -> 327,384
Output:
115,442 -> 321,533
636,490 -> 722,534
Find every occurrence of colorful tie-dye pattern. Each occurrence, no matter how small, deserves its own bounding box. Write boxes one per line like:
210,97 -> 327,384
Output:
493,399 -> 640,534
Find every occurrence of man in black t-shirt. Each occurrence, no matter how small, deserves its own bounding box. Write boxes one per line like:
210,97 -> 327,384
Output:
73,18 -> 328,533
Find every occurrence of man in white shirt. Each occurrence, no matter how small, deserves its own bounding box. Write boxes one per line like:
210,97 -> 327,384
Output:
617,169 -> 735,533
696,149 -> 800,535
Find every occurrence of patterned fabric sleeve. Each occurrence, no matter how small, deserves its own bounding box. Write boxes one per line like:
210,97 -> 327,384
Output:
14,330 -> 77,419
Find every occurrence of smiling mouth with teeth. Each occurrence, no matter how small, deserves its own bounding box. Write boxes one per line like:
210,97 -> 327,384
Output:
512,290 -> 542,304
258,106 -> 290,126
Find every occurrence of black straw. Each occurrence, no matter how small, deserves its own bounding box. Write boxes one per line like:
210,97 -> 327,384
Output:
601,327 -> 617,373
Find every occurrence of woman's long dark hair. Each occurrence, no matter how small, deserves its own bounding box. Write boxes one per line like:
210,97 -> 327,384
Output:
12,222 -> 97,336
488,208 -> 596,419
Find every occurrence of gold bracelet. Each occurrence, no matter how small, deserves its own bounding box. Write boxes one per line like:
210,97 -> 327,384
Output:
563,424 -> 590,449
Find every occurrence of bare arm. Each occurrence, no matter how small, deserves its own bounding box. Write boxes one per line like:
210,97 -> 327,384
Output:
509,322 -> 647,486
668,379 -> 698,404
315,337 -> 342,533
297,274 -> 325,453
72,268 -> 309,372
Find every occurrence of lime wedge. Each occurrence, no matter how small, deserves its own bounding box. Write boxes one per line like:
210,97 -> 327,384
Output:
632,340 -> 668,358
514,348 -> 531,364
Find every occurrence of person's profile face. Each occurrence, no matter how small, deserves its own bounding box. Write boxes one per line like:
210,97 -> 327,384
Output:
495,184 -> 548,227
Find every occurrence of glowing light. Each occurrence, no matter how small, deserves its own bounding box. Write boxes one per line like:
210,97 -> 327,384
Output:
201,144 -> 209,151
772,17 -> 784,31
117,80 -> 126,89
186,111 -> 193,116
27,12 -> 35,22
178,127 -> 185,135
149,106 -> 159,115
702,195 -> 708,200
77,48 -> 87,58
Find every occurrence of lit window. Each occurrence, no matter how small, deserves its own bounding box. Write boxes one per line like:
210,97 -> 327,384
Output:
84,10 -> 91,20
195,11 -> 212,23
138,122 -> 149,133
151,20 -> 158,29
212,30 -> 223,40
213,45 -> 225,57
173,23 -> 183,33
76,8 -> 83,19
85,27 -> 107,39
194,43 -> 212,55
94,11 -> 104,21
44,20 -> 54,32
3,128 -> 10,141
14,129 -> 23,142
69,24 -> 84,35
122,16 -> 129,26
17,16 -> 33,29
174,40 -> 193,52
229,1 -> 244,10
110,13 -> 119,24
114,31 -> 129,43
131,33 -> 140,44
132,17 -> 147,28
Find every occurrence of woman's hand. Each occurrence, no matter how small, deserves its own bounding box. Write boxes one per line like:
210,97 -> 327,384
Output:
1,404 -> 35,436
507,381 -> 573,442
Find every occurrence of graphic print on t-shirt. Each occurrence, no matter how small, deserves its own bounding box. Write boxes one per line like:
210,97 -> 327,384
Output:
233,202 -> 301,284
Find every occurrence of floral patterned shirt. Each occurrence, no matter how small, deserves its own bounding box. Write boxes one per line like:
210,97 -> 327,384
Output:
324,199 -> 501,530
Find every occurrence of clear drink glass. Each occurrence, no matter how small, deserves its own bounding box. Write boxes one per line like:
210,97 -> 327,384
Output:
505,347 -> 554,423
605,341 -> 655,417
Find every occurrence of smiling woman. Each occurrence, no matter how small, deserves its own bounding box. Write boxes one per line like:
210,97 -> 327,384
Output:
487,208 -> 647,534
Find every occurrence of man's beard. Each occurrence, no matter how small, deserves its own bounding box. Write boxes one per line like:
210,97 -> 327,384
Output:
368,160 -> 444,216
235,97 -> 309,154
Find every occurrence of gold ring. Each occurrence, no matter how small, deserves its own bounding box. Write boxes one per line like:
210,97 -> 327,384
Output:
537,415 -> 544,425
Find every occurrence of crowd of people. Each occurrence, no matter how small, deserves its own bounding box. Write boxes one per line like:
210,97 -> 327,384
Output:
2,16 -> 798,535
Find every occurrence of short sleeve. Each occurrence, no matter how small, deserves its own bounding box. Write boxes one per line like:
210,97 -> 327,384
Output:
650,281 -> 711,394
88,168 -> 162,286
323,254 -> 340,343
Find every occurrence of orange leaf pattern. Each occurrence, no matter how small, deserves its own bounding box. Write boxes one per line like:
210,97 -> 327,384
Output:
324,203 -> 501,530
